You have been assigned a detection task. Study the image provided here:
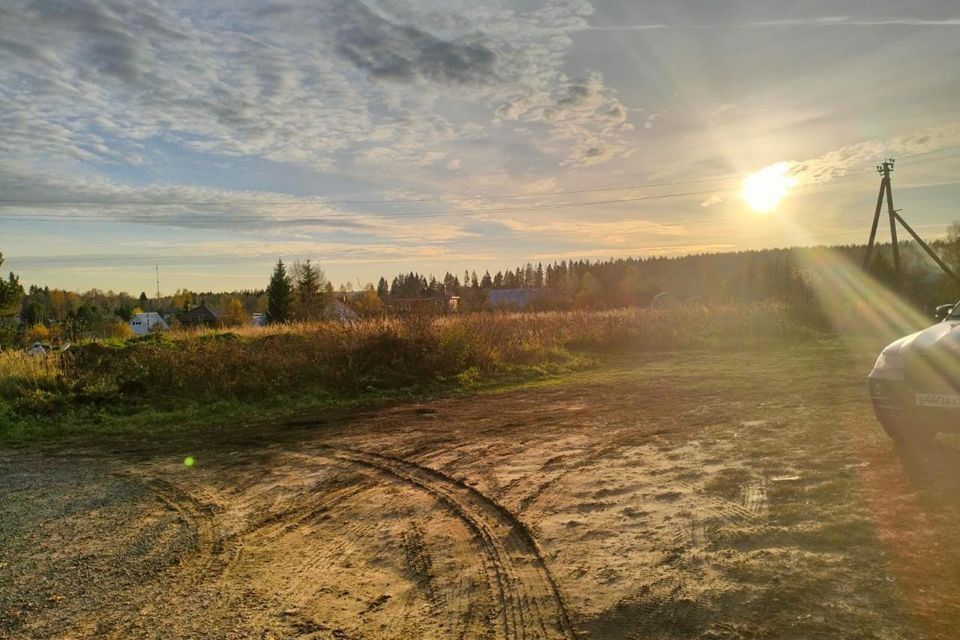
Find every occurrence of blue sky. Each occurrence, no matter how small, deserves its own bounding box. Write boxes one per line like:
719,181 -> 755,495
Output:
2,0 -> 960,293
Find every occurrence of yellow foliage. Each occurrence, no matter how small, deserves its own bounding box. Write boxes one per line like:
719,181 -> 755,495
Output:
222,298 -> 249,327
350,288 -> 385,317
0,349 -> 61,393
23,324 -> 50,344
106,320 -> 134,340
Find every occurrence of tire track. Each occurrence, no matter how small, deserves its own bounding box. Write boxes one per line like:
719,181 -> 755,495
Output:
304,446 -> 578,640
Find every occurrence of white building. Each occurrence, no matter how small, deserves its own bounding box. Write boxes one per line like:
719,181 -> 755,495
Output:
129,312 -> 170,336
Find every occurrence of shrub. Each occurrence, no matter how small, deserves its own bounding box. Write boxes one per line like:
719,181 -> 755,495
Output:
23,324 -> 51,345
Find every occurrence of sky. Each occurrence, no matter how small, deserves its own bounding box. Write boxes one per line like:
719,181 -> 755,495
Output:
2,0 -> 960,293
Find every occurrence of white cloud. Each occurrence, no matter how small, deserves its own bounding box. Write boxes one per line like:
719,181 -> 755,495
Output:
496,72 -> 634,166
0,159 -> 473,243
494,217 -> 689,244
790,124 -> 960,185
0,0 -> 628,177
530,243 -> 736,260
586,16 -> 960,31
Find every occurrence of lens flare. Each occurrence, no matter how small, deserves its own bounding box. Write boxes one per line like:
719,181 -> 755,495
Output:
741,162 -> 797,213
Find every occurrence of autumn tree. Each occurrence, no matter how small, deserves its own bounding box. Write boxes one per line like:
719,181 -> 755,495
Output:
222,298 -> 248,327
351,285 -> 385,317
266,258 -> 293,324
574,272 -> 603,309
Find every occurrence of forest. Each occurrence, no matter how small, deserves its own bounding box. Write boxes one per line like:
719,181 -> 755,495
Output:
2,233 -> 960,347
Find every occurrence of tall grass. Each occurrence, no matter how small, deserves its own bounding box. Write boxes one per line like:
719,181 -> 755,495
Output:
0,350 -> 61,395
2,303 -> 820,413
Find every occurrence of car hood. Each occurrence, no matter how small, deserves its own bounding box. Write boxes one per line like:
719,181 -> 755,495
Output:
875,320 -> 960,389
885,321 -> 960,356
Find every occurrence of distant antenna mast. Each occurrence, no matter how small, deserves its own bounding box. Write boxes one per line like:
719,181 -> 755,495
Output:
863,158 -> 960,285
155,264 -> 161,300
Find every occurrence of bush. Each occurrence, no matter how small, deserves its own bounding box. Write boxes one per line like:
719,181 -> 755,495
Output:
23,324 -> 51,345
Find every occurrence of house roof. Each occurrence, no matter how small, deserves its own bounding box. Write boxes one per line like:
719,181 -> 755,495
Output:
130,312 -> 169,326
488,288 -> 543,307
179,304 -> 222,321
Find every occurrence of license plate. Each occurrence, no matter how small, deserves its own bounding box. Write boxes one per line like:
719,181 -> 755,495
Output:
917,393 -> 960,408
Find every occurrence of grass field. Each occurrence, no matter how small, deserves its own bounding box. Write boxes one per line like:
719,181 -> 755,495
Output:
3,332 -> 959,639
0,303 -> 823,442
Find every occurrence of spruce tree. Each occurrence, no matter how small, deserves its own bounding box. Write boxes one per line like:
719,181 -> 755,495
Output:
0,252 -> 24,317
292,259 -> 326,320
266,258 -> 293,323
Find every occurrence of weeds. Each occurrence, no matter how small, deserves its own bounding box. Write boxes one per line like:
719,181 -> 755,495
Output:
0,303 -> 822,431
0,350 -> 61,395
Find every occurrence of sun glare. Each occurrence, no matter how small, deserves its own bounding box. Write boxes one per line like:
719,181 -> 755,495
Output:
741,162 -> 797,213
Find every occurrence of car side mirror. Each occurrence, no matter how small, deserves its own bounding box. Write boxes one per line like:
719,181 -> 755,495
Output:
935,304 -> 957,321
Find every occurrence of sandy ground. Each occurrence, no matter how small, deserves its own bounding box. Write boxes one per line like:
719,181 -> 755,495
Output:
3,344 -> 960,639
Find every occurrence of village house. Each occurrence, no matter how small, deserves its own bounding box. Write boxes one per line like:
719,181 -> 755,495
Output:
387,293 -> 459,314
487,288 -> 542,310
129,312 -> 170,336
178,303 -> 222,328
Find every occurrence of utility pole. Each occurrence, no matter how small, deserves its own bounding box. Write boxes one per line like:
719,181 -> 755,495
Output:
863,159 -> 898,271
881,160 -> 900,272
863,157 -> 960,285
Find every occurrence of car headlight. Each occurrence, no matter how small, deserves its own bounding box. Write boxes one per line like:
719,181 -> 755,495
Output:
870,350 -> 905,381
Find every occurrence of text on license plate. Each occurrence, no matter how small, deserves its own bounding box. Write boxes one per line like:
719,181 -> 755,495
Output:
917,393 -> 960,408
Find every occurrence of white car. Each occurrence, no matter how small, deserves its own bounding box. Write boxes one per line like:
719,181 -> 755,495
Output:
868,302 -> 960,442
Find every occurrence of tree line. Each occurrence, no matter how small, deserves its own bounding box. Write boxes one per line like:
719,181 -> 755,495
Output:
4,226 -> 960,344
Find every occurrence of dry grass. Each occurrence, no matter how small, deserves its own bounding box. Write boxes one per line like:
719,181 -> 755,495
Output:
0,350 -> 61,395
3,303 -> 821,411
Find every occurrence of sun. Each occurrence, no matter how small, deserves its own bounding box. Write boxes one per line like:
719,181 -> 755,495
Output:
741,162 -> 796,213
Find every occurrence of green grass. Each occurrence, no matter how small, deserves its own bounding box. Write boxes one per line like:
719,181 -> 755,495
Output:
0,355 -> 593,444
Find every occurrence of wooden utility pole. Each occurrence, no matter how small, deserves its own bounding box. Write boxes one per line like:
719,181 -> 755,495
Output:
882,161 -> 900,272
863,159 -> 898,271
863,157 -> 960,285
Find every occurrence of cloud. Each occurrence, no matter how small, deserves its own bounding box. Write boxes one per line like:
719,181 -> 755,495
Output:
690,122 -> 960,211
530,243 -> 736,260
789,124 -> 960,185
0,160 -> 474,243
643,110 -> 663,130
586,16 -> 960,31
6,241 -> 490,269
496,73 -> 633,166
494,217 -> 689,244
700,193 -> 725,208
0,0 -> 629,189
331,0 -> 497,84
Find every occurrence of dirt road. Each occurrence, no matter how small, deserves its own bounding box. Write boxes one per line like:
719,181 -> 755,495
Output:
3,345 -> 959,639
